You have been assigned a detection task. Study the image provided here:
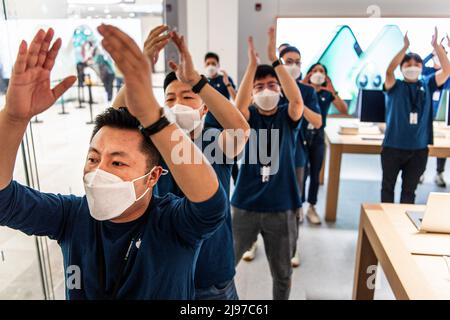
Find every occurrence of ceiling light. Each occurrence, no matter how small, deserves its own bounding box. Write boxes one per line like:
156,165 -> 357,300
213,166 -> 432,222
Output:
128,12 -> 136,18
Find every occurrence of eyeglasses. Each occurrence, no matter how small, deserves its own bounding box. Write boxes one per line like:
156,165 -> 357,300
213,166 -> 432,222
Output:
253,82 -> 280,92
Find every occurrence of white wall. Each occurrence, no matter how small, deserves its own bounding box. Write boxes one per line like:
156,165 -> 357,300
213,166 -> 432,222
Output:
185,0 -> 239,81
237,0 -> 450,81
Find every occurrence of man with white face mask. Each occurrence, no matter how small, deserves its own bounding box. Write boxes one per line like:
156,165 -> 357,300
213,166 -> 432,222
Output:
422,37 -> 450,188
203,52 -> 240,187
232,27 -> 304,300
112,25 -> 250,299
152,31 -> 249,300
382,28 -> 450,204
0,25 -> 228,300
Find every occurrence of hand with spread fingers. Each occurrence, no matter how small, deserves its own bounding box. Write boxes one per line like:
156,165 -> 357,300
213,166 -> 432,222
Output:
168,31 -> 202,87
98,24 -> 160,127
144,25 -> 171,65
5,28 -> 77,122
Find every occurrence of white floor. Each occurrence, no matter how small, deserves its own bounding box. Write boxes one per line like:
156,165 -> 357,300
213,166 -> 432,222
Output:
1,84 -> 449,300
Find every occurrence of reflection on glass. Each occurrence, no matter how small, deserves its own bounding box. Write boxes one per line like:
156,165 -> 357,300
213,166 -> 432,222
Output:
1,0 -> 163,300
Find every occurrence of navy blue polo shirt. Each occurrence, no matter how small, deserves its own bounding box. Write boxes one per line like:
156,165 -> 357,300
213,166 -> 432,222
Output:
231,104 -> 302,212
0,179 -> 227,300
205,75 -> 237,129
316,89 -> 336,129
154,128 -> 234,290
279,81 -> 321,167
383,76 -> 439,150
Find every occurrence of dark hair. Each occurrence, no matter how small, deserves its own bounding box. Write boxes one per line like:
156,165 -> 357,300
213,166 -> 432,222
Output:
306,62 -> 328,76
279,46 -> 301,59
278,43 -> 290,49
205,52 -> 220,63
401,53 -> 423,67
163,71 -> 178,92
91,107 -> 160,170
254,64 -> 279,83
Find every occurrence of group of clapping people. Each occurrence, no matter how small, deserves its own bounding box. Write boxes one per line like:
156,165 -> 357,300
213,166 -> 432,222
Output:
0,23 -> 448,301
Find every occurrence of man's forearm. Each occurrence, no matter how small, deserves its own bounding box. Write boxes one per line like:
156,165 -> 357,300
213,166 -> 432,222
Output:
227,86 -> 237,100
150,123 -> 219,202
236,63 -> 257,119
303,107 -> 322,128
387,47 -> 407,74
112,86 -> 127,109
0,109 -> 29,190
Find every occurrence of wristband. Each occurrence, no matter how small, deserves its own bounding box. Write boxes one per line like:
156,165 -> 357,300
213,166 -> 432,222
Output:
139,114 -> 171,137
192,75 -> 209,94
272,59 -> 283,69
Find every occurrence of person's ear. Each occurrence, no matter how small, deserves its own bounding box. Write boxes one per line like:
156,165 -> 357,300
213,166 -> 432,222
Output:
200,104 -> 208,117
147,166 -> 163,188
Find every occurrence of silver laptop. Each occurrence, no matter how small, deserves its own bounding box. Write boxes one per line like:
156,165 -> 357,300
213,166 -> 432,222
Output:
406,193 -> 450,234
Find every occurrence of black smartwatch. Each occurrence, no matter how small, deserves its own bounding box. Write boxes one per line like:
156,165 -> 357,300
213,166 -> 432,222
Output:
139,112 -> 171,137
192,75 -> 209,94
272,59 -> 283,69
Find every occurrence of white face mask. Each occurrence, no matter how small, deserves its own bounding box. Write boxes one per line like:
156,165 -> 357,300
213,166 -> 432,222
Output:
402,66 -> 422,81
284,64 -> 301,80
171,103 -> 204,133
84,168 -> 157,221
310,72 -> 326,85
205,65 -> 218,78
253,89 -> 280,112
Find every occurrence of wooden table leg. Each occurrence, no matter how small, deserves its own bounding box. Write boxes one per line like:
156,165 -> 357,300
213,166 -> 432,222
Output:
353,211 -> 378,300
319,140 -> 327,186
325,143 -> 342,222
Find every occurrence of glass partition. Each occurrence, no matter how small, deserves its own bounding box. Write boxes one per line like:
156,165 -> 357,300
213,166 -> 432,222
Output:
0,0 -> 164,300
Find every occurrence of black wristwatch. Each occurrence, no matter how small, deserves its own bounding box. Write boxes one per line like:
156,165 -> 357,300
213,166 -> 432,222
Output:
139,111 -> 171,137
192,75 -> 209,94
272,59 -> 283,69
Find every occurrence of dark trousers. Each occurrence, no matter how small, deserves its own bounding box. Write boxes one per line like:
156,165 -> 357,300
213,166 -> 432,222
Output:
437,158 -> 447,174
233,208 -> 297,300
381,147 -> 429,204
302,132 -> 325,205
102,73 -> 115,102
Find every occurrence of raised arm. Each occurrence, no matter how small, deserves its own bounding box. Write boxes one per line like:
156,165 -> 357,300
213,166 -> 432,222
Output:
432,28 -> 450,86
112,25 -> 171,109
221,70 -> 237,101
168,32 -> 250,158
98,24 -> 218,203
235,37 -> 258,121
268,26 -> 304,122
325,75 -> 348,114
0,29 -> 76,190
385,32 -> 410,91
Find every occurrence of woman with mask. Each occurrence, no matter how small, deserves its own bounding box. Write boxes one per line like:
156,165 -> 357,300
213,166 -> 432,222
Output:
232,27 -> 304,300
382,28 -> 450,204
114,25 -> 250,300
300,63 -> 348,224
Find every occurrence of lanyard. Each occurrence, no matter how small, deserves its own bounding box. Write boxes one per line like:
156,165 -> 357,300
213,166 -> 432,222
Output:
258,116 -> 276,167
96,218 -> 147,300
406,81 -> 424,114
